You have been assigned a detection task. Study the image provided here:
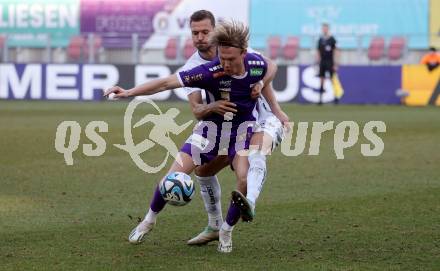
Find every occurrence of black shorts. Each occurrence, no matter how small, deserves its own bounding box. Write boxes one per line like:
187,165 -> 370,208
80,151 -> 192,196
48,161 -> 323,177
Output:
319,61 -> 334,78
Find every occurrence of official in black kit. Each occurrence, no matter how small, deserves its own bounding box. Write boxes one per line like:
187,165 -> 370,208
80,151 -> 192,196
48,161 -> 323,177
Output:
316,23 -> 338,104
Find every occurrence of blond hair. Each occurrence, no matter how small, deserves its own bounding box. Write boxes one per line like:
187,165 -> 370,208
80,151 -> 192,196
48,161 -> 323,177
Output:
209,20 -> 249,50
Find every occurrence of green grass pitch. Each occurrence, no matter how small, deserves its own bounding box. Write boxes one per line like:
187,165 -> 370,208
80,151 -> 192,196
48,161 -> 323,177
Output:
1,101 -> 439,270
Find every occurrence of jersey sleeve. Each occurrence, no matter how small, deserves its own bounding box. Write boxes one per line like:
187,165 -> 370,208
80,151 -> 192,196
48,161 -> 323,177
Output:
176,62 -> 204,95
177,64 -> 213,89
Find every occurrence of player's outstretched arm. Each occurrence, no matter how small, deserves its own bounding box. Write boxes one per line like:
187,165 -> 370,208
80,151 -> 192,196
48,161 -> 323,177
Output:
104,74 -> 182,98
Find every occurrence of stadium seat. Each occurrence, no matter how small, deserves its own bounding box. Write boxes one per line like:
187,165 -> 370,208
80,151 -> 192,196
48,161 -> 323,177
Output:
0,35 -> 5,49
282,36 -> 299,60
83,35 -> 102,59
67,36 -> 85,61
183,38 -> 195,59
67,46 -> 82,60
69,36 -> 85,47
267,36 -> 282,59
0,35 -> 4,61
164,37 -> 178,60
367,36 -> 385,61
388,36 -> 406,61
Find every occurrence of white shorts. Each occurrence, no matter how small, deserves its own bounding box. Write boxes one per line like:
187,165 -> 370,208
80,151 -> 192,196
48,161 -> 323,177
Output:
254,97 -> 285,151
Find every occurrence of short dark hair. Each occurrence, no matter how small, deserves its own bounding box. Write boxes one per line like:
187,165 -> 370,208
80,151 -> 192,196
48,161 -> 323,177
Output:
190,10 -> 215,27
429,47 -> 437,52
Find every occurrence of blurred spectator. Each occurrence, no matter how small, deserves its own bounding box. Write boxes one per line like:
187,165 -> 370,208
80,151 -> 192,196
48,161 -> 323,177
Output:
316,23 -> 339,104
420,47 -> 440,71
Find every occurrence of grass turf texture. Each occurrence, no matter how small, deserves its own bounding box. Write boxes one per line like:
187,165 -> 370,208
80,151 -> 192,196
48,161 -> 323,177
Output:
0,101 -> 439,271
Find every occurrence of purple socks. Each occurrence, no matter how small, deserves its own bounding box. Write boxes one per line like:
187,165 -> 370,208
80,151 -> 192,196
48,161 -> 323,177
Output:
150,185 -> 166,213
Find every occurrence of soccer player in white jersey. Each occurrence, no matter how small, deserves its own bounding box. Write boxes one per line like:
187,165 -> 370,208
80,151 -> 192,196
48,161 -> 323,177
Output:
181,11 -> 289,249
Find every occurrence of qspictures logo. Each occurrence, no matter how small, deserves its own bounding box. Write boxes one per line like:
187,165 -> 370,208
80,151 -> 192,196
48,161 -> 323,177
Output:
54,99 -> 192,173
54,99 -> 386,173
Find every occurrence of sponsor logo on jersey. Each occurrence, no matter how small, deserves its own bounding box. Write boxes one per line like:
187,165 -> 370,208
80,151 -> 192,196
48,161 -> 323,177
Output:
184,73 -> 204,84
220,80 -> 232,87
220,88 -> 231,101
250,68 -> 263,76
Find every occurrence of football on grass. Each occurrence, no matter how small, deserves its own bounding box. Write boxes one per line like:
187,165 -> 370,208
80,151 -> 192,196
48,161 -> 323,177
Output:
159,172 -> 195,206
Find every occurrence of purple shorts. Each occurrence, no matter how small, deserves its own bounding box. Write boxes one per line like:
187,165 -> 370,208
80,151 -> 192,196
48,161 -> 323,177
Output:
180,121 -> 255,166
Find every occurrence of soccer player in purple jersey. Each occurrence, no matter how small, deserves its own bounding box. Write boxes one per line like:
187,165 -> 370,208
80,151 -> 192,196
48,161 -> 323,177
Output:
182,10 -> 289,247
104,20 -> 276,252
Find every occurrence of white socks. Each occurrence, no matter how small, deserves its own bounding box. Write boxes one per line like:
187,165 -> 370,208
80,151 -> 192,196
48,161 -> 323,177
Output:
246,150 -> 267,206
196,175 -> 223,230
143,208 -> 158,224
221,221 -> 234,232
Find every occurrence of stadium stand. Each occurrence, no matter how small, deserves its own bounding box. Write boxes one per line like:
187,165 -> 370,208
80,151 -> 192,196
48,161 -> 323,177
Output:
0,31 -> 428,65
